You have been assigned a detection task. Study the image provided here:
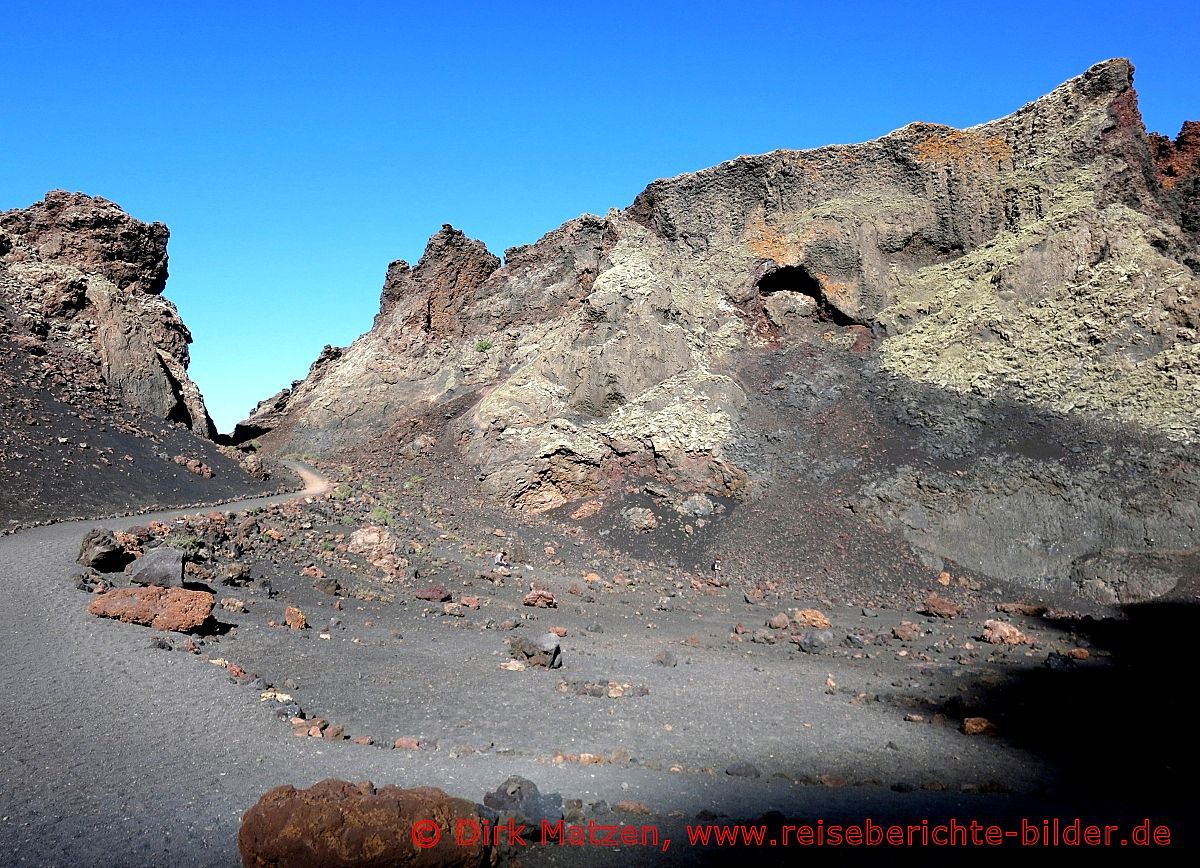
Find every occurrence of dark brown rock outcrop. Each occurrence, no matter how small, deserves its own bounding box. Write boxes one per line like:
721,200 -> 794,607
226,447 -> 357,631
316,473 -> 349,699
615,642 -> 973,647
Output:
238,779 -> 487,868
0,191 -> 214,437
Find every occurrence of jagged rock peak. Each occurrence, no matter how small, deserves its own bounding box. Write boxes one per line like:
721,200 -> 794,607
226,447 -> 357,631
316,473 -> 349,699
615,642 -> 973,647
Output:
378,225 -> 501,334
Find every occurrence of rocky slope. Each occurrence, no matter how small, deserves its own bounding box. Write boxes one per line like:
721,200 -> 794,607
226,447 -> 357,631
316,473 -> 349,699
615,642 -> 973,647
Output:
243,59 -> 1199,604
0,192 -> 275,525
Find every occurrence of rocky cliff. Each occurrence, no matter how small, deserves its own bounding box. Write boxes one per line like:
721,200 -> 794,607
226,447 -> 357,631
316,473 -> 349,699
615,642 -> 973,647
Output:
242,60 -> 1199,602
0,191 -> 215,436
0,192 -> 273,524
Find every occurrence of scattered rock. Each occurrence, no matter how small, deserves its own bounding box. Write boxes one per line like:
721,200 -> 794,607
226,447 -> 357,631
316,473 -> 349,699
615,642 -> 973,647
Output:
415,585 -> 452,602
621,507 -> 658,532
962,717 -> 997,736
893,622 -> 922,642
653,649 -> 678,667
981,619 -> 1030,645
508,634 -> 562,669
920,592 -> 962,618
393,737 -> 422,751
313,576 -> 341,596
220,597 -> 246,613
766,612 -> 790,630
222,563 -> 251,585
614,801 -> 652,815
795,629 -> 834,654
996,602 -> 1047,617
522,589 -> 557,608
725,762 -> 761,778
791,608 -> 832,629
173,455 -> 214,478
284,606 -> 308,630
88,587 -> 214,632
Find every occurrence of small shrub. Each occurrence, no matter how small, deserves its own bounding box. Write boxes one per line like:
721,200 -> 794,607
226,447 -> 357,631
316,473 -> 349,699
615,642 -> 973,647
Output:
475,339 -> 494,352
166,533 -> 202,555
369,506 -> 394,526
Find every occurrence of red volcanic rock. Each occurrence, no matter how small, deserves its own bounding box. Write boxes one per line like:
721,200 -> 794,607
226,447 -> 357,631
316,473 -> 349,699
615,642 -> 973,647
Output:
920,592 -> 963,619
1148,121 -> 1200,189
238,779 -> 487,868
88,586 -> 214,632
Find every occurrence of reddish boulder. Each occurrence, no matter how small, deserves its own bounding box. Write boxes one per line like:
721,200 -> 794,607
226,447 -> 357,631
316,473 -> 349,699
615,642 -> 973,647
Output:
88,587 -> 214,632
415,585 -> 452,602
981,619 -> 1030,645
238,779 -> 487,868
522,589 -> 557,608
920,592 -> 962,619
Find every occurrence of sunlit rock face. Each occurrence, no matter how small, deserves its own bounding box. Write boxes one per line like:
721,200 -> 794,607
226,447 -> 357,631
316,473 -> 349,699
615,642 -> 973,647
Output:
252,61 -> 1193,501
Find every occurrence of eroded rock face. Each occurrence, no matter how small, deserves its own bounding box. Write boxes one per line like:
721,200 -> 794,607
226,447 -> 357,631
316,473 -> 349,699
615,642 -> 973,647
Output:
247,60 -> 1198,516
238,779 -> 487,868
0,191 -> 215,436
87,586 -> 214,632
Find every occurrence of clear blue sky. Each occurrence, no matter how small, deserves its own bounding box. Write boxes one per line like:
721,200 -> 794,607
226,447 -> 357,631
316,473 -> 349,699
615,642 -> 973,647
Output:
2,1 -> 1197,432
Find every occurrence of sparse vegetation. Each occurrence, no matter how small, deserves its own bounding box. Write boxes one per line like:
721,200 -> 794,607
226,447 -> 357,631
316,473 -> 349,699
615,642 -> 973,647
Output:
369,506 -> 394,526
475,339 -> 494,352
164,533 -> 201,556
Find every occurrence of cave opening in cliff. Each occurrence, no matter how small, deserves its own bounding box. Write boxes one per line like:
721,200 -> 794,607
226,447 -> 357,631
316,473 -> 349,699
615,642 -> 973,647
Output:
756,264 -> 857,326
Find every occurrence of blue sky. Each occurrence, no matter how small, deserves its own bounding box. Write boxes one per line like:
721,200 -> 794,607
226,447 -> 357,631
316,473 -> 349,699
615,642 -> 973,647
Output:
2,1 -> 1197,432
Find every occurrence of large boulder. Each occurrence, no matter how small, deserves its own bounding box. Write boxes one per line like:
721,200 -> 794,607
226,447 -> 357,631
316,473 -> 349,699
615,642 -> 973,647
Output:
126,547 -> 185,588
77,528 -> 131,572
238,779 -> 487,868
87,586 -> 214,632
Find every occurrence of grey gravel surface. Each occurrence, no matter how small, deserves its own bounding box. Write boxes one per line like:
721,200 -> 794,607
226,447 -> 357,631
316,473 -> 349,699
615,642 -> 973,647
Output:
0,464 -> 1187,866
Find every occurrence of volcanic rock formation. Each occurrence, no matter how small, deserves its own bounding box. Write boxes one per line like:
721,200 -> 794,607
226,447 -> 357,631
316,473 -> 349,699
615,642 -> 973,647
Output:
0,192 -> 275,524
0,191 -> 214,435
250,60 -> 1196,490
243,59 -> 1199,601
